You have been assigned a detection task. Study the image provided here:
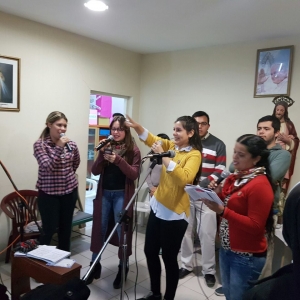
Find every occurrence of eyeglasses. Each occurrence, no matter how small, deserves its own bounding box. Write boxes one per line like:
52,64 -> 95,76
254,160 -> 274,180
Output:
111,127 -> 125,132
197,122 -> 208,126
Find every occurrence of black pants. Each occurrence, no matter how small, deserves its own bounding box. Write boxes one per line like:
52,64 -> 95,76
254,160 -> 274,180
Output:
38,188 -> 78,251
144,210 -> 188,300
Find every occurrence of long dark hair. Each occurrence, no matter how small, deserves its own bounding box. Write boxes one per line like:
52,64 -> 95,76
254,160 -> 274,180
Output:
110,116 -> 134,164
175,116 -> 202,184
272,101 -> 290,121
237,134 -> 275,240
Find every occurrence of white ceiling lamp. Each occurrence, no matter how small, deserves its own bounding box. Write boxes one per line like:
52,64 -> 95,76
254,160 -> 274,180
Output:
84,0 -> 108,12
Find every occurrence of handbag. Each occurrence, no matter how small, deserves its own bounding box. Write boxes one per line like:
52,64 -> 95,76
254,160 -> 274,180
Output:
21,277 -> 90,300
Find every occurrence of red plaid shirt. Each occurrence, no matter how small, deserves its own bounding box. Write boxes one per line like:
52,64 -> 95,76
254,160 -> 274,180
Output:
33,136 -> 80,195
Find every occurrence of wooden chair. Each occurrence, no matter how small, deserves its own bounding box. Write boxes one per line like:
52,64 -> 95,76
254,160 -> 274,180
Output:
1,188 -> 93,263
0,190 -> 40,263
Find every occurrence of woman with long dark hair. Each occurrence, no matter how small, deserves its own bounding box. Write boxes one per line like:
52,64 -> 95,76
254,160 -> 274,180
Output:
201,134 -> 275,300
88,116 -> 141,288
125,115 -> 202,300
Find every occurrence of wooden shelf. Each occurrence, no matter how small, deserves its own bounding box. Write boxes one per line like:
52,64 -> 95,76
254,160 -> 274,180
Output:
89,125 -> 110,129
87,125 -> 109,177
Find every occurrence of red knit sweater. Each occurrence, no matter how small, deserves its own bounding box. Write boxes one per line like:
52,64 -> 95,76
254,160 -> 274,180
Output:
221,175 -> 274,253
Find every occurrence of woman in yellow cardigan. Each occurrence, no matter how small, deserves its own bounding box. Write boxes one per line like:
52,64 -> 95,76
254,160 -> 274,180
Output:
125,115 -> 202,300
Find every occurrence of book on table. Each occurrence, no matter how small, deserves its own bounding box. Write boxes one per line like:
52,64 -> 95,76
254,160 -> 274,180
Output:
184,184 -> 223,205
14,245 -> 71,265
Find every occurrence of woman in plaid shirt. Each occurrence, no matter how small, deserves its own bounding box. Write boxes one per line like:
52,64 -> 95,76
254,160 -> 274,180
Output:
34,111 -> 80,252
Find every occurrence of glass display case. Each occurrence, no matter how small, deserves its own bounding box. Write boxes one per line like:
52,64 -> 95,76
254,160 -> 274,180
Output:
87,126 -> 109,178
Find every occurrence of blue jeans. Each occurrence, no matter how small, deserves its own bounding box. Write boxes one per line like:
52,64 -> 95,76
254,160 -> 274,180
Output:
92,189 -> 125,262
219,247 -> 266,300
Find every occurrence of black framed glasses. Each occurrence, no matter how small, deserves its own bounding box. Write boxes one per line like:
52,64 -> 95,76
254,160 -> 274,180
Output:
111,127 -> 125,132
197,122 -> 208,126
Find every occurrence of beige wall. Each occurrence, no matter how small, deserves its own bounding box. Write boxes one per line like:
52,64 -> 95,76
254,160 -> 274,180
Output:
139,37 -> 300,188
0,12 -> 141,257
1,11 -> 299,261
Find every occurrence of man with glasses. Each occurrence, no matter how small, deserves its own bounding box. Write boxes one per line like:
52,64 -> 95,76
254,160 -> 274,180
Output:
179,111 -> 226,288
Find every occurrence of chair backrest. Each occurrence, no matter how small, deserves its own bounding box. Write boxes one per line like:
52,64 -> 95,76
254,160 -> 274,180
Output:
85,178 -> 98,201
0,190 -> 39,237
86,178 -> 97,192
136,182 -> 150,203
90,173 -> 100,182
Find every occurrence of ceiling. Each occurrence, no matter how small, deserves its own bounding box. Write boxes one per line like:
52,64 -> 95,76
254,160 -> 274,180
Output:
0,0 -> 300,54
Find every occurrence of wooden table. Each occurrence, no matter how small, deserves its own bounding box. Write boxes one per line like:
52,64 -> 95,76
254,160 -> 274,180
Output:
11,255 -> 81,300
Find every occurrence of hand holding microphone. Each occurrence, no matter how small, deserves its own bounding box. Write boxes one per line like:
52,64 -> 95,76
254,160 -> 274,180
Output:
143,141 -> 176,159
59,133 -> 72,152
207,170 -> 231,193
151,141 -> 164,154
95,135 -> 114,151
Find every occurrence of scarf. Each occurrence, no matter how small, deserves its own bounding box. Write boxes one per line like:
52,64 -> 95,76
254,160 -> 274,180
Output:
110,141 -> 127,157
223,167 -> 266,197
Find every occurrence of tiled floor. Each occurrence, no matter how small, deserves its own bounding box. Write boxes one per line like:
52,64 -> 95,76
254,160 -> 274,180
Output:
0,198 -> 225,300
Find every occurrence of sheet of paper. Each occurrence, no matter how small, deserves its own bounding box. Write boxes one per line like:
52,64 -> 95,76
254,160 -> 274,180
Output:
26,245 -> 70,264
47,258 -> 75,268
185,185 -> 223,205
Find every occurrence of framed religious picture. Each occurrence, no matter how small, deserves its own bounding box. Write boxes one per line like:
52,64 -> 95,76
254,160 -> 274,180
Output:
0,55 -> 20,112
254,45 -> 294,98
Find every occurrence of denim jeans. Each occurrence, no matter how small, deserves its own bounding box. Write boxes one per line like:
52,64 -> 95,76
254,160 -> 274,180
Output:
219,247 -> 266,300
92,189 -> 125,262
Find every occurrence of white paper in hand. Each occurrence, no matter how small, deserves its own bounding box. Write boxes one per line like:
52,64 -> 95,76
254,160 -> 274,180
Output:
184,185 -> 223,205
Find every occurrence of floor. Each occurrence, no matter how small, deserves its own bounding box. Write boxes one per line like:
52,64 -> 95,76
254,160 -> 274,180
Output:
0,198 -> 225,300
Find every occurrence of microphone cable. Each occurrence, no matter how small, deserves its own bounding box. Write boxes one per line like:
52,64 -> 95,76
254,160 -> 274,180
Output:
132,158 -> 146,300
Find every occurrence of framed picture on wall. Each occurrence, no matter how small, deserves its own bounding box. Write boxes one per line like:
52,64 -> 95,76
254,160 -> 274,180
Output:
0,55 -> 20,112
254,45 -> 294,98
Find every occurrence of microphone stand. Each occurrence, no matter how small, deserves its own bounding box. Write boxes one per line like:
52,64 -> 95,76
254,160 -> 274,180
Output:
82,158 -> 160,300
0,161 -> 44,242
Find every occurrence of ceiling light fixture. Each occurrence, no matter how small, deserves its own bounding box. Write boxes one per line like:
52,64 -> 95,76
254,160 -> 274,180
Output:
84,0 -> 108,12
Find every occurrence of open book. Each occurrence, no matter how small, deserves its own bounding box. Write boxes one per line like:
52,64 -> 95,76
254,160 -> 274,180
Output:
15,245 -> 71,265
184,184 -> 223,205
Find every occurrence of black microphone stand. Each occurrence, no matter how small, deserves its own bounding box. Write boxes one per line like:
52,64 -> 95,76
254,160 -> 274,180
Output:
0,161 -> 44,242
82,158 -> 160,300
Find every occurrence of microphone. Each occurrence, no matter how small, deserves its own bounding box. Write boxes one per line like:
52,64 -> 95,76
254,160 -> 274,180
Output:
145,150 -> 176,158
216,170 -> 231,185
95,135 -> 114,151
60,133 -> 72,152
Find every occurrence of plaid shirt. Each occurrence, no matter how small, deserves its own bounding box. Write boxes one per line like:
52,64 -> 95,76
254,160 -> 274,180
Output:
33,136 -> 80,195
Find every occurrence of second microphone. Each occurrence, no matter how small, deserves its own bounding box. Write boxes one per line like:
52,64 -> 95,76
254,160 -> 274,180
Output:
95,135 -> 114,151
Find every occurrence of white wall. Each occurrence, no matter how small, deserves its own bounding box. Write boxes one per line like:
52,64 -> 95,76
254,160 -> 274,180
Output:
112,97 -> 126,116
1,10 -> 299,262
139,37 -> 300,189
0,12 -> 141,258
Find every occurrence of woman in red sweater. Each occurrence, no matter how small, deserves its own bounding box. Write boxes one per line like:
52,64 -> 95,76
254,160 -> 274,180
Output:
202,134 -> 274,300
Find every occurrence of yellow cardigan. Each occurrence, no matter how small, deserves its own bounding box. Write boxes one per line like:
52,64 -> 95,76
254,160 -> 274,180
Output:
144,132 -> 202,217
